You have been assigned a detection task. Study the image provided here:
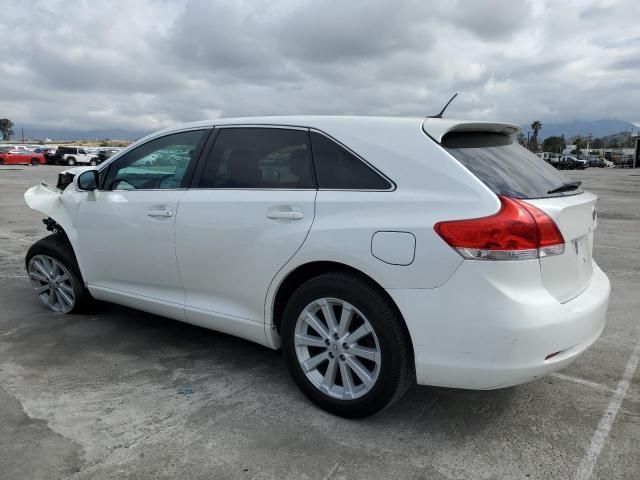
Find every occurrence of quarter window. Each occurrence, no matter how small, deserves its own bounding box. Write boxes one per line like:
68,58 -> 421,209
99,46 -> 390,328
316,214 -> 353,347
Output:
103,129 -> 207,190
199,128 -> 314,189
310,132 -> 391,190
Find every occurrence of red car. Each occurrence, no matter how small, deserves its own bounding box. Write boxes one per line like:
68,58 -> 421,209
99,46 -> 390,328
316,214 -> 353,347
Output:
0,147 -> 46,165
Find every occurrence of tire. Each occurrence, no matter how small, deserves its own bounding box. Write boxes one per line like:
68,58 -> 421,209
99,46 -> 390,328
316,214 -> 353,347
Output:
89,159 -> 97,166
67,157 -> 76,166
0,159 -> 4,165
281,272 -> 414,418
31,158 -> 39,165
25,233 -> 92,313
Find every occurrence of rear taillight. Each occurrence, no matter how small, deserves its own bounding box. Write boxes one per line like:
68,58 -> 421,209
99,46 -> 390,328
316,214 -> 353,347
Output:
434,196 -> 565,261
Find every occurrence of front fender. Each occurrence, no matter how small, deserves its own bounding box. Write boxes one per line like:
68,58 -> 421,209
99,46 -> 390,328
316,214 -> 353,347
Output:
24,183 -> 82,250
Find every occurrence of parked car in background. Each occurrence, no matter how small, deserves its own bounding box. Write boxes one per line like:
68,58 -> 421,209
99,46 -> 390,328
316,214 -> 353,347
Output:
90,149 -> 118,165
23,116 -> 610,417
42,147 -> 58,164
0,147 -> 45,165
560,155 -> 587,170
537,152 -> 565,169
587,157 -> 605,168
620,155 -> 635,168
56,146 -> 98,166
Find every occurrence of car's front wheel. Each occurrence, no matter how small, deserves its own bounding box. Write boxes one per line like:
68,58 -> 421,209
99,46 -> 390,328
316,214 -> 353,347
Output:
67,157 -> 76,166
31,158 -> 40,165
281,272 -> 414,418
25,233 -> 90,313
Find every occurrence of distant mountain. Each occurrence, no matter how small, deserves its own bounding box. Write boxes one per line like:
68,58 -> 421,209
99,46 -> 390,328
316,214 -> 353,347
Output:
539,120 -> 637,139
16,125 -> 151,142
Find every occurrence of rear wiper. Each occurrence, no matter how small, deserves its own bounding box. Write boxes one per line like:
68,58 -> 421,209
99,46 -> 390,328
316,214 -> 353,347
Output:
547,181 -> 582,194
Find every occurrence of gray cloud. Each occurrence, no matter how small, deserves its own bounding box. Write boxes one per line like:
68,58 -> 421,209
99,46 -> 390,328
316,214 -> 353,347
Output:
0,0 -> 639,133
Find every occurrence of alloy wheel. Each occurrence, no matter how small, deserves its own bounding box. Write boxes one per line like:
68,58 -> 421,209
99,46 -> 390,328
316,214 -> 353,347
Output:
27,254 -> 76,313
294,297 -> 381,400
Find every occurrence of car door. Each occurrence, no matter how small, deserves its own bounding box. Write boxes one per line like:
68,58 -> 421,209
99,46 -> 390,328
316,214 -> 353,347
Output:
75,128 -> 210,319
175,126 -> 316,342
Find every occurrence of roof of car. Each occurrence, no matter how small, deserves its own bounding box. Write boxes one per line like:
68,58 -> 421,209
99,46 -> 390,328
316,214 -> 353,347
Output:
149,115 -> 521,144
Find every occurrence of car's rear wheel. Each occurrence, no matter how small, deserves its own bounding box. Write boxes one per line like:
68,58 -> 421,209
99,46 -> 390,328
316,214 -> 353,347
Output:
281,272 -> 414,418
25,233 -> 90,313
0,159 -> 4,165
31,158 -> 39,165
89,159 -> 97,166
67,157 -> 76,166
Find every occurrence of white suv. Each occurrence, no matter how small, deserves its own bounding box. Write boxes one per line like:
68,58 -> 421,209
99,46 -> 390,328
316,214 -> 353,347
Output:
57,146 -> 98,166
24,116 -> 610,417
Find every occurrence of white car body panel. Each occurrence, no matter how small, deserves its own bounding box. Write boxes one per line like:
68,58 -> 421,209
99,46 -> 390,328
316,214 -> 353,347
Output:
175,189 -> 317,346
23,115 -> 610,389
76,190 -> 187,308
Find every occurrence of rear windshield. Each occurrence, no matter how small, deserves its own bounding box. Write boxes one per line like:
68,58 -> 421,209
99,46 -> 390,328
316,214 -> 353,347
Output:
442,132 -> 582,199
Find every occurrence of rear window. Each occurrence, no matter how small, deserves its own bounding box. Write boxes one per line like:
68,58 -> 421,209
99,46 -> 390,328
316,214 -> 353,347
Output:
442,132 -> 582,199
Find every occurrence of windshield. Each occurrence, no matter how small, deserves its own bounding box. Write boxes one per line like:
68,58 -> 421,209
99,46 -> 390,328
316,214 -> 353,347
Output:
442,132 -> 583,199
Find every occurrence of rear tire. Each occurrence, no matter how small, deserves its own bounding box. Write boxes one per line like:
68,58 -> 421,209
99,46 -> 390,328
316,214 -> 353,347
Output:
31,158 -> 39,165
67,157 -> 76,166
281,272 -> 414,418
25,233 -> 92,313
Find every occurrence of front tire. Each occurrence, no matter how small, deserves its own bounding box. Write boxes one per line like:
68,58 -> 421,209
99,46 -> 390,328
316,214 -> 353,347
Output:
67,157 -> 76,166
25,233 -> 90,313
281,272 -> 414,418
31,158 -> 40,165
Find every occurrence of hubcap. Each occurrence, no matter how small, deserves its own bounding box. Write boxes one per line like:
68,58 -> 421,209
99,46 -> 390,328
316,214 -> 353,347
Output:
28,254 -> 76,313
294,298 -> 381,400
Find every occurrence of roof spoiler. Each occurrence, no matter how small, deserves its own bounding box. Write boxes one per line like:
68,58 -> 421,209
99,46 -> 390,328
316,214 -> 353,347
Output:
422,118 -> 520,144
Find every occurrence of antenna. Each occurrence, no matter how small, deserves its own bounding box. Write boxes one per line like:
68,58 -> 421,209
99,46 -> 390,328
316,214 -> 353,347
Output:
428,93 -> 458,119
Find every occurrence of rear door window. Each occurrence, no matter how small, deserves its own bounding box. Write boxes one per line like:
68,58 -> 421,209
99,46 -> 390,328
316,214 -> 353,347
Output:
441,132 -> 581,199
199,127 -> 314,189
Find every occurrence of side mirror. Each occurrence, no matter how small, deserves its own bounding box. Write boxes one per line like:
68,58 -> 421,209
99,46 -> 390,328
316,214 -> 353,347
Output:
76,170 -> 99,191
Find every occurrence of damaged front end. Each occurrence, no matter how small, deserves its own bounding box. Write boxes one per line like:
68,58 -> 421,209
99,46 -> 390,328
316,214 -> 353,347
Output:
24,166 -> 95,245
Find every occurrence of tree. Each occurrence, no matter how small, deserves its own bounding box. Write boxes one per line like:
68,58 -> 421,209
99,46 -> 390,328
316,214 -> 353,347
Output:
592,137 -> 603,149
0,118 -> 14,141
542,136 -> 565,153
571,136 -> 583,155
530,120 -> 543,150
622,134 -> 635,148
516,133 -> 527,147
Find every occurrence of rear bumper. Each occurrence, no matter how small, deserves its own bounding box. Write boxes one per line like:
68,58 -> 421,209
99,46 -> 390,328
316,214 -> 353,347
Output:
387,260 -> 610,389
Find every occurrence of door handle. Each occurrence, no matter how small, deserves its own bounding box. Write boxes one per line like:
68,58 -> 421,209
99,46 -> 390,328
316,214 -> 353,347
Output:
267,210 -> 304,220
147,209 -> 173,218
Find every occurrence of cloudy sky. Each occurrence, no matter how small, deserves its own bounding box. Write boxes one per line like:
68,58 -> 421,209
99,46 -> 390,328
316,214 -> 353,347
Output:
1,0 -> 639,133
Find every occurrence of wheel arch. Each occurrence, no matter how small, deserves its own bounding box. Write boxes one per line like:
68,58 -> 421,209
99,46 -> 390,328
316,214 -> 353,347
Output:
23,185 -> 85,281
269,261 -> 414,357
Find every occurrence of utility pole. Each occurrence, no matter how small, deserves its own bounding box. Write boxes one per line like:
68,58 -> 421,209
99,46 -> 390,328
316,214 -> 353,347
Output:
21,127 -> 25,144
587,132 -> 592,153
